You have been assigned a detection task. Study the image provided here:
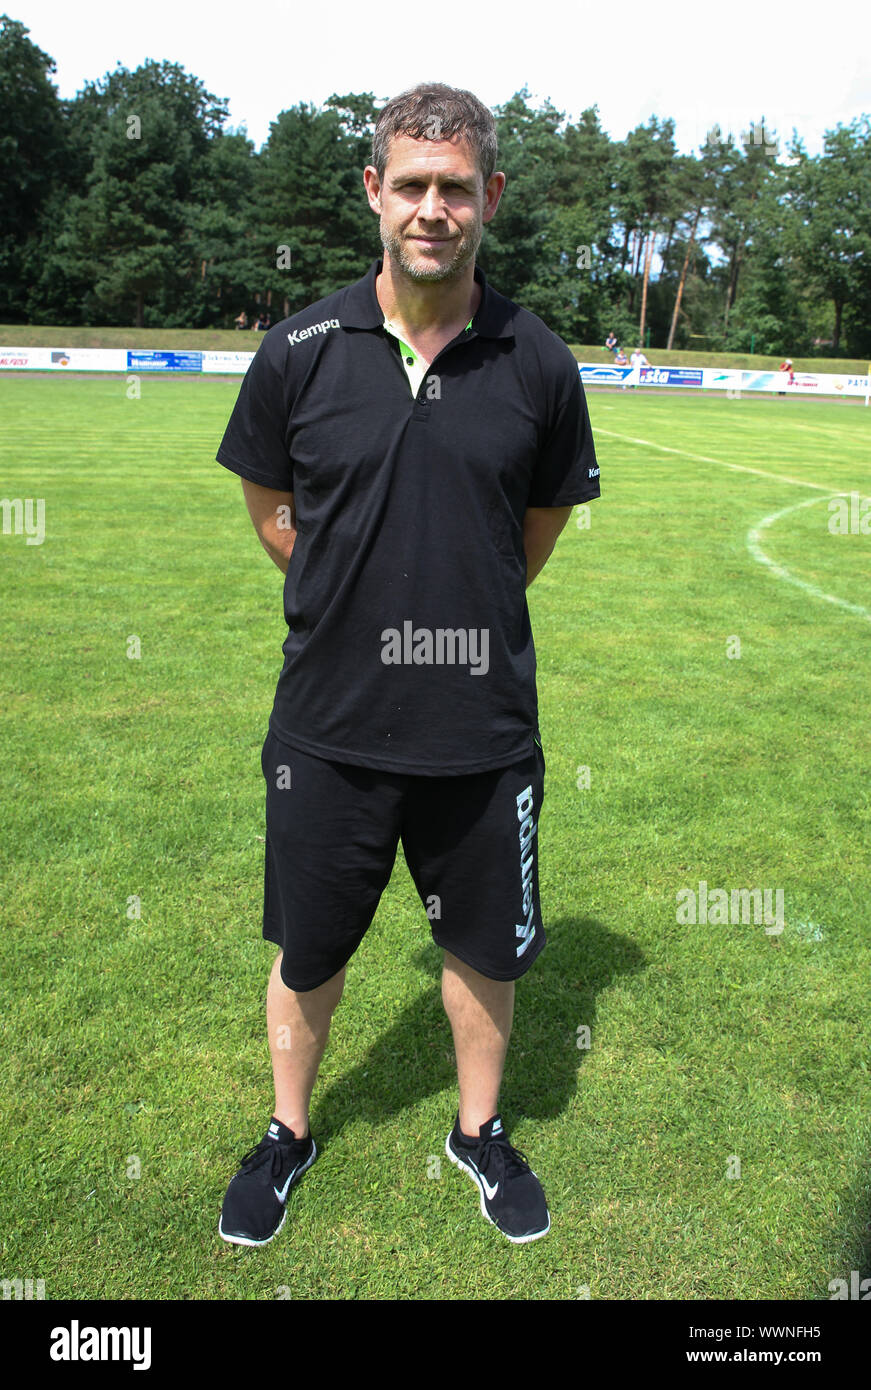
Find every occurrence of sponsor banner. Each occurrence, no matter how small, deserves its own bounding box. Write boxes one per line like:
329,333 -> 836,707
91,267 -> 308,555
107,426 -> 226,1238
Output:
741,370 -> 802,392
578,363 -> 631,385
53,348 -> 128,371
791,372 -> 869,396
127,349 -> 203,372
703,369 -> 744,391
0,348 -> 37,369
739,370 -> 869,395
201,350 -> 256,374
0,347 -> 128,371
49,348 -> 127,371
1,347 -> 866,396
579,364 -> 705,388
640,365 -> 704,387
580,362 -> 870,398
580,363 -> 705,388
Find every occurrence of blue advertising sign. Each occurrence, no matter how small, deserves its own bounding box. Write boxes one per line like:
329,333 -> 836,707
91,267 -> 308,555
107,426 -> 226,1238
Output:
579,363 -> 705,387
640,366 -> 704,387
579,364 -> 630,385
126,350 -> 204,372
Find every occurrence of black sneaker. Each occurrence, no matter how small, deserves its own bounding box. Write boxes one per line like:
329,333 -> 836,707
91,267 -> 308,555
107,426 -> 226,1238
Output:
219,1117 -> 316,1247
446,1112 -> 550,1244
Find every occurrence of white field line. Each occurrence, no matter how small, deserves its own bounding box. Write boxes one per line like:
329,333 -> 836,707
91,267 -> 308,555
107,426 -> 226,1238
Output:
593,427 -> 844,494
747,496 -> 871,624
594,428 -> 871,623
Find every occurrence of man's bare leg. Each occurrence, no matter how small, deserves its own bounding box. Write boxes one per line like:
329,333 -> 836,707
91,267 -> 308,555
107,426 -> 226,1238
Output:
441,950 -> 514,1136
266,951 -> 345,1137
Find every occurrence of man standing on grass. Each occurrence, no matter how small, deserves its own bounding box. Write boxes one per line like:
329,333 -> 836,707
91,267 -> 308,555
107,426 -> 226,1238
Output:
215,82 -> 600,1247
628,345 -> 649,389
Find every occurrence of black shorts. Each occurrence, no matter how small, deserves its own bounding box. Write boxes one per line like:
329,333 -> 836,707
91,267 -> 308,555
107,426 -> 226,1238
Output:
260,729 -> 547,991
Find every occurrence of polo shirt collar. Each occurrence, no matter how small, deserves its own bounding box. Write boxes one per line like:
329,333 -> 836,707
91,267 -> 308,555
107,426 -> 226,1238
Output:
340,258 -> 515,339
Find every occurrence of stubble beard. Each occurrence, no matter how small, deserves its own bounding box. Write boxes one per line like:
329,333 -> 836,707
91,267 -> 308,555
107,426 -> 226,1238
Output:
380,218 -> 483,284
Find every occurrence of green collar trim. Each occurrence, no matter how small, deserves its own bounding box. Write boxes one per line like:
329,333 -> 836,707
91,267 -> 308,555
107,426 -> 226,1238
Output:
383,318 -> 474,363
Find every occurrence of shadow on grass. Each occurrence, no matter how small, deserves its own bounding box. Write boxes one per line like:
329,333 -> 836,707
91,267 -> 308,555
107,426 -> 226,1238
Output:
311,914 -> 645,1143
816,1175 -> 871,1299
858,1203 -> 871,1286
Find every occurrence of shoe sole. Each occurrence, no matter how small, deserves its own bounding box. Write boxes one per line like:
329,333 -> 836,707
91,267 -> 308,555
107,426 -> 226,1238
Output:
445,1135 -> 550,1245
218,1141 -> 317,1247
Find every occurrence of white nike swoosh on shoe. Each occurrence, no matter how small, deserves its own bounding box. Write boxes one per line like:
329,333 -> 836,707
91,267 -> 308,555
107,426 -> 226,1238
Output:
481,1174 -> 500,1200
273,1165 -> 300,1202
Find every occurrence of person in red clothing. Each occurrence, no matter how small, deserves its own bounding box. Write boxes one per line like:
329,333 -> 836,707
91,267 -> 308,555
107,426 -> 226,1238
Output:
778,357 -> 795,394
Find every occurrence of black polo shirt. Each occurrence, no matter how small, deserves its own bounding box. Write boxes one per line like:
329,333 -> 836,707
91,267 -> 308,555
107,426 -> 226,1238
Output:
216,257 -> 600,775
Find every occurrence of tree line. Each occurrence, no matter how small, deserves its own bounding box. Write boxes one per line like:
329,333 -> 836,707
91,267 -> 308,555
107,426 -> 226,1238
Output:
3,13 -> 870,355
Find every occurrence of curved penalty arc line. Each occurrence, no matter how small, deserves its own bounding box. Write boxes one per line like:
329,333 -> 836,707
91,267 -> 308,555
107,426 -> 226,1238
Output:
746,493 -> 871,624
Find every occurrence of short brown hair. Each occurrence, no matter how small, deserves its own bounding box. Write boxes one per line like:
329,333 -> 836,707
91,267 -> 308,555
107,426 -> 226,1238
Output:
372,82 -> 498,187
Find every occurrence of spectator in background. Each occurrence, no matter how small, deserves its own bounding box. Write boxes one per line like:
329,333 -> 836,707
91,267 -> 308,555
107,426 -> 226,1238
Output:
235,310 -> 249,330
628,346 -> 649,390
605,330 -> 617,355
614,347 -> 628,366
255,312 -> 271,332
778,357 -> 794,395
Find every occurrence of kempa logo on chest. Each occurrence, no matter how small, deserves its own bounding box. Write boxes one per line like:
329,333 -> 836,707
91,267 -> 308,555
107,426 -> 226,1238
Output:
287,319 -> 340,345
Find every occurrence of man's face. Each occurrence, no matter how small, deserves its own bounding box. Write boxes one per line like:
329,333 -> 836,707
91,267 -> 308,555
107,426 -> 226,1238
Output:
364,133 -> 504,284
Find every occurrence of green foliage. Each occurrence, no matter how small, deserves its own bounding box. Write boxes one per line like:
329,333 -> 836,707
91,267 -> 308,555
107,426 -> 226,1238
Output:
1,23 -> 869,349
786,117 -> 871,354
0,14 -> 68,320
479,89 -> 564,293
182,131 -> 262,328
251,103 -> 376,318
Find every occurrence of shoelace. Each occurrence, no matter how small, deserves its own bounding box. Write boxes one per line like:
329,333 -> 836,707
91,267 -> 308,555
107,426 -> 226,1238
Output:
475,1134 -> 532,1184
237,1138 -> 295,1180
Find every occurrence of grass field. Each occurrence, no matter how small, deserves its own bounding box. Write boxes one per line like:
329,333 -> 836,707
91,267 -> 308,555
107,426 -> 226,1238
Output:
1,376 -> 870,1301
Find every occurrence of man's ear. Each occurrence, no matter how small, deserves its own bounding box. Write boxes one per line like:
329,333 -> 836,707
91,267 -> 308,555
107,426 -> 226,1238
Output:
363,165 -> 382,215
482,171 -> 506,226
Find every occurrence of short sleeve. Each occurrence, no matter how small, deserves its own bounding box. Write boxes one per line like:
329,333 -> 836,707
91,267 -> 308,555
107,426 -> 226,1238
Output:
526,346 -> 600,507
216,333 -> 294,491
